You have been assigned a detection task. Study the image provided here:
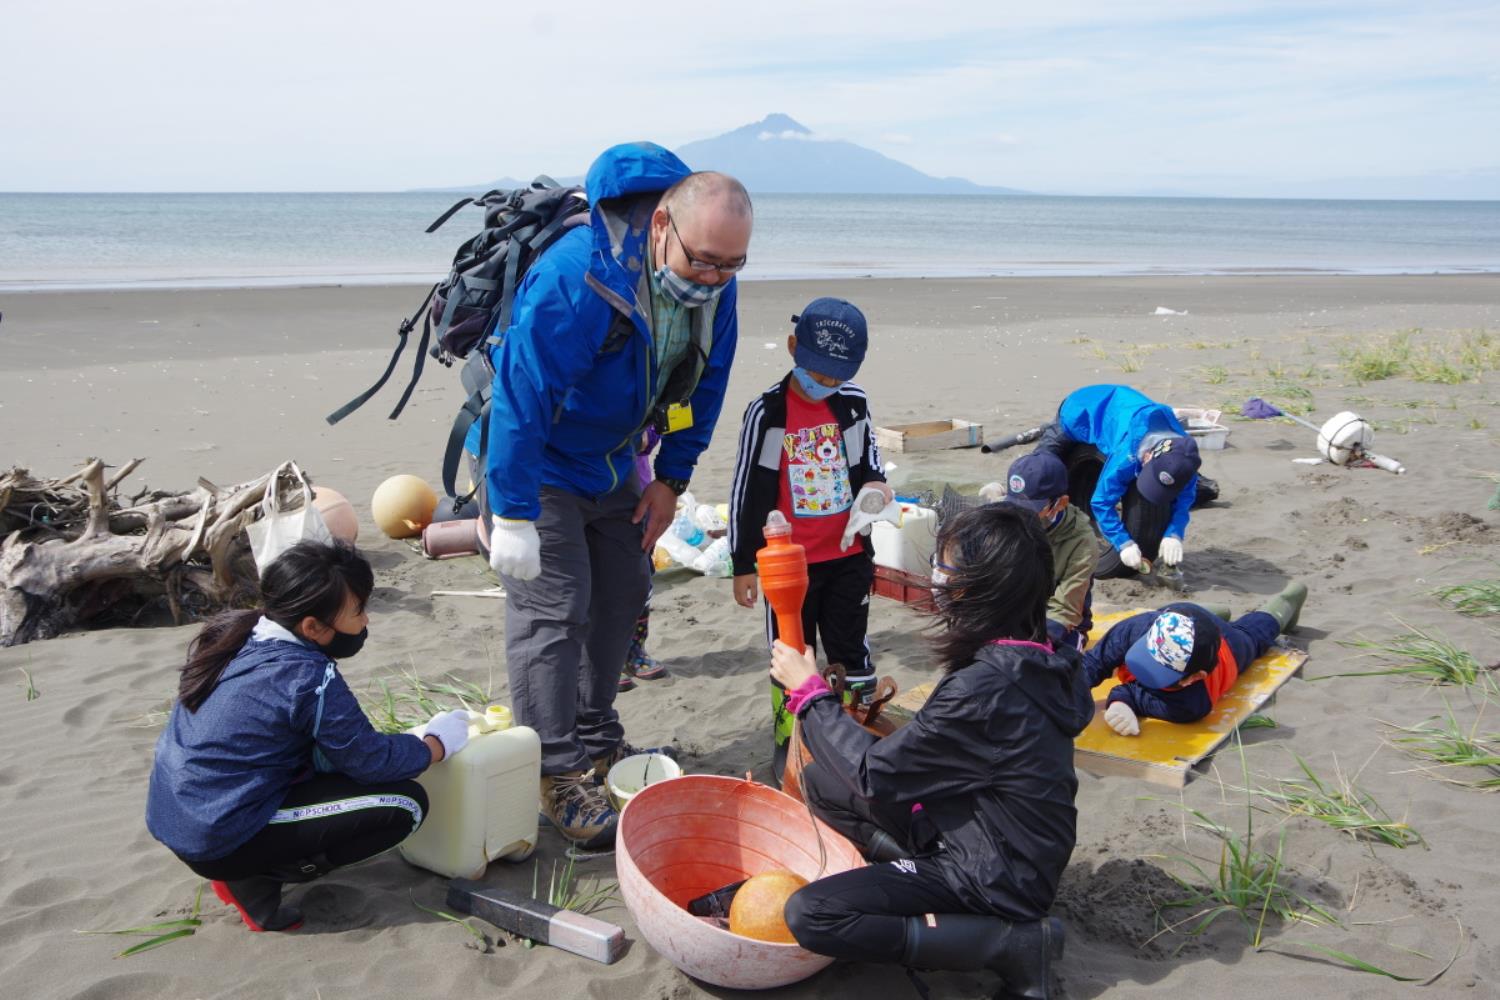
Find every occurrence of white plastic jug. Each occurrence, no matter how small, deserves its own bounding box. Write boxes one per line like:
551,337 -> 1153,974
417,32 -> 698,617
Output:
871,503 -> 939,576
399,705 -> 542,879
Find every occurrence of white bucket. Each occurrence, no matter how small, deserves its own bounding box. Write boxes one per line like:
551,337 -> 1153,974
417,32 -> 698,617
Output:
607,753 -> 683,810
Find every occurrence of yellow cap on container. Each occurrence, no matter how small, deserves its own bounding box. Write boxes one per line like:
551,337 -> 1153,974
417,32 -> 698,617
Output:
485,704 -> 513,730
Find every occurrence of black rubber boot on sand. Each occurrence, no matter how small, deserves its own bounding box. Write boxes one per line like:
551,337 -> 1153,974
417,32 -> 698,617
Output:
901,913 -> 1064,1000
212,878 -> 303,932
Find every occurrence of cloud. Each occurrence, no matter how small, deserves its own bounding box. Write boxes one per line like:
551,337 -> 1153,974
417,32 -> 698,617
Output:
1,0 -> 1496,193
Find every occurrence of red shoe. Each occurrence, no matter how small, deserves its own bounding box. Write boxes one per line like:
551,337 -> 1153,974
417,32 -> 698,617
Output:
211,878 -> 304,932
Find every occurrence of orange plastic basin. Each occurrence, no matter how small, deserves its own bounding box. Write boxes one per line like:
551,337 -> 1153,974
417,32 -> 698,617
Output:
616,775 -> 864,990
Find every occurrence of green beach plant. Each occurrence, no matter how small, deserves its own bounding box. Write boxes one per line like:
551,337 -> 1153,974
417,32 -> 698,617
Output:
1202,364 -> 1230,385
80,883 -> 205,958
18,666 -> 38,701
1257,754 -> 1422,849
1322,621 -> 1492,690
1385,707 -> 1500,791
364,664 -> 494,735
1434,580 -> 1500,618
1149,742 -> 1336,950
521,855 -> 618,949
410,892 -> 491,951
1239,713 -> 1278,730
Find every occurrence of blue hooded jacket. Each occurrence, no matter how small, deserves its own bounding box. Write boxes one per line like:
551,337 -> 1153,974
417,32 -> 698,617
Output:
1057,384 -> 1196,550
481,142 -> 740,520
145,619 -> 431,861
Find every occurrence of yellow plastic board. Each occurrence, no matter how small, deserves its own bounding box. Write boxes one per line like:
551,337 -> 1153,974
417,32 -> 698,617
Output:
887,608 -> 1308,788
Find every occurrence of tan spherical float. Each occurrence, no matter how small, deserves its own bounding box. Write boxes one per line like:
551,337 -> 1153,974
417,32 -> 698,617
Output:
728,870 -> 809,944
371,475 -> 438,539
312,487 -> 360,543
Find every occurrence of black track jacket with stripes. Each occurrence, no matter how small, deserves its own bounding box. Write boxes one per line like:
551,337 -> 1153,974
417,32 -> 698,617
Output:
728,375 -> 887,577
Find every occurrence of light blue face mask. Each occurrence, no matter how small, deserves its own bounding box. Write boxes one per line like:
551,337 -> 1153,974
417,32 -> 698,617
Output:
656,266 -> 725,308
793,366 -> 842,401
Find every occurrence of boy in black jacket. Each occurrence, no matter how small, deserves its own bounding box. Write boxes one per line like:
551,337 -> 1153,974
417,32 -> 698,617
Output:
729,297 -> 894,784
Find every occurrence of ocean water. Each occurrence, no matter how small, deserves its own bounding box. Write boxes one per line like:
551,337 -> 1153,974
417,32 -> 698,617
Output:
1,192 -> 1497,291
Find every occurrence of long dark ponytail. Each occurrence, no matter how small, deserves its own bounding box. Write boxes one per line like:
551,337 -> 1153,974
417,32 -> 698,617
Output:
178,540 -> 374,711
929,503 -> 1054,672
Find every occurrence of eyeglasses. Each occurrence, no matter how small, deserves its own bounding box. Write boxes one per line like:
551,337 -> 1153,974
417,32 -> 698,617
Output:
930,555 -> 960,573
668,212 -> 747,275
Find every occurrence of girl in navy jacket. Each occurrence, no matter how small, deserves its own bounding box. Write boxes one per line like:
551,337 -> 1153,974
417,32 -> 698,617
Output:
771,504 -> 1094,1000
146,541 -> 469,932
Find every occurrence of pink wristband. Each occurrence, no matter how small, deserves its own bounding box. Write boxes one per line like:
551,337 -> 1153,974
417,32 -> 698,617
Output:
784,674 -> 833,716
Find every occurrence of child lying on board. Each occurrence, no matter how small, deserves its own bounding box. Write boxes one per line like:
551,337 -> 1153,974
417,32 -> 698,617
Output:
1082,584 -> 1306,736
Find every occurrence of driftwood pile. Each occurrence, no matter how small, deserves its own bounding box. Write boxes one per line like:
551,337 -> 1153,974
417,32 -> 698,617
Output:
0,459 -> 300,646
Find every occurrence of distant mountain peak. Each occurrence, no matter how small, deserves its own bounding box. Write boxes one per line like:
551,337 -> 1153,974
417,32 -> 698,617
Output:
677,115 -> 1027,196
756,113 -> 811,134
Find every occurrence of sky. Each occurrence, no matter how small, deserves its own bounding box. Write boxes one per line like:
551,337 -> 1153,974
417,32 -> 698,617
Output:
3,0 -> 1498,197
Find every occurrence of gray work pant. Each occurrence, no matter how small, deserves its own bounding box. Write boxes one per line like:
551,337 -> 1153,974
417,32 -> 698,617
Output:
500,485 -> 650,776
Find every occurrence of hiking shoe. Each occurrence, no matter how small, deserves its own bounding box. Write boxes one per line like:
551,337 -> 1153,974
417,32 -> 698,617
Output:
591,740 -> 679,777
540,771 -> 618,850
211,878 -> 303,933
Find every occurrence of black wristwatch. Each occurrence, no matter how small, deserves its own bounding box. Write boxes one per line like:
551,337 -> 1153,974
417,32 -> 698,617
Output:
658,476 -> 690,497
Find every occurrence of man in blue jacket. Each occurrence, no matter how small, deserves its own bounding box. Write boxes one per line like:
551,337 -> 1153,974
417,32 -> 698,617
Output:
482,142 -> 751,848
1033,384 -> 1203,579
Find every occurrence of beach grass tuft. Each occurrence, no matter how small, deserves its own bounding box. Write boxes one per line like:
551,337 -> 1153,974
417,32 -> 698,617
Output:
364,665 -> 494,735
1339,328 -> 1500,385
1324,622 -> 1491,690
1202,364 -> 1230,385
80,883 -> 205,958
1240,713 -> 1278,730
1150,742 -> 1336,950
1257,754 -> 1422,848
18,666 -> 38,701
410,892 -> 492,951
1434,580 -> 1500,618
1385,707 -> 1500,791
521,855 -> 618,949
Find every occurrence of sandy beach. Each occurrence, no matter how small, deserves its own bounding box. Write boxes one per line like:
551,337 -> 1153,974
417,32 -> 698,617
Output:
1,274 -> 1498,999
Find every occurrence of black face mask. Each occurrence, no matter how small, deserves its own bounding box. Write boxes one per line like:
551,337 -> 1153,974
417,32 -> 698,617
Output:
316,626 -> 368,660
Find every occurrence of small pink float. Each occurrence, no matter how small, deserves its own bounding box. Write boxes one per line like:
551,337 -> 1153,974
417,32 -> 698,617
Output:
616,775 -> 864,990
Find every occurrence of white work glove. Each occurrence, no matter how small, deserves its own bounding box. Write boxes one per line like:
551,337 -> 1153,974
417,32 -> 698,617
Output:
421,710 -> 472,760
1159,536 -> 1184,567
489,517 -> 541,581
978,481 -> 1007,503
840,484 -> 899,551
1118,542 -> 1144,571
1104,701 -> 1140,737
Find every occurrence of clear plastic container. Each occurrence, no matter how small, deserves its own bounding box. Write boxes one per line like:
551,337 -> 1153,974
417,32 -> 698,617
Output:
398,707 -> 541,879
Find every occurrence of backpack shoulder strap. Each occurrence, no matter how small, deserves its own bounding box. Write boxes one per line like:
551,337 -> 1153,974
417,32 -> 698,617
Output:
325,283 -> 437,426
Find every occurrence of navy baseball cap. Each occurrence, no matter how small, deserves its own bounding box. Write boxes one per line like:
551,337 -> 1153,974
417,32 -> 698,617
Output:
1136,434 -> 1202,505
1123,605 -> 1221,690
792,297 -> 868,381
1003,452 -> 1069,514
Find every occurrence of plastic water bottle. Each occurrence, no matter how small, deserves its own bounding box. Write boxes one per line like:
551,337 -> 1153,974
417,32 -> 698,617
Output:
671,510 -> 705,547
692,536 -> 732,577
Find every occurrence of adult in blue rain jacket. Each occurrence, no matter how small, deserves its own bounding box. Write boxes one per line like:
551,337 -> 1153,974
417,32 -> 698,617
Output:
480,142 -> 753,848
1033,384 -> 1203,579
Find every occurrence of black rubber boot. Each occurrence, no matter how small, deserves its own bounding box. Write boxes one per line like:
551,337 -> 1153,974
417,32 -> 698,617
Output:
212,878 -> 304,932
1260,581 -> 1308,632
901,913 -> 1064,1000
862,829 -> 908,863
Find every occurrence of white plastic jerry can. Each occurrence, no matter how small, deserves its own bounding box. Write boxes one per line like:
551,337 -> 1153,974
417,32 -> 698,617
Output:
399,705 -> 542,879
871,503 -> 939,576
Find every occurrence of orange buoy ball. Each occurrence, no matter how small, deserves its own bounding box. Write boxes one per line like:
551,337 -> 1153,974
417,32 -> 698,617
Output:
312,487 -> 359,543
371,475 -> 438,539
728,870 -> 808,944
